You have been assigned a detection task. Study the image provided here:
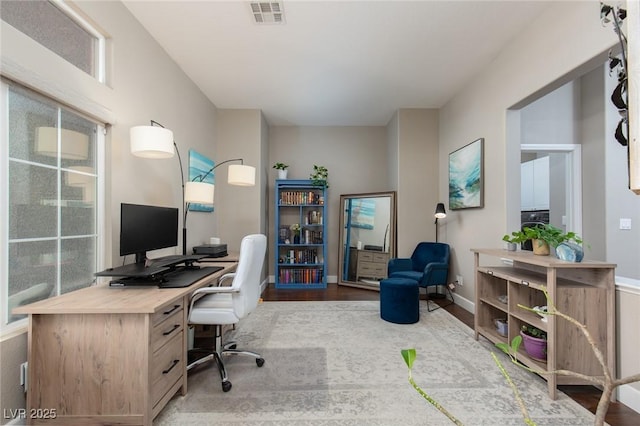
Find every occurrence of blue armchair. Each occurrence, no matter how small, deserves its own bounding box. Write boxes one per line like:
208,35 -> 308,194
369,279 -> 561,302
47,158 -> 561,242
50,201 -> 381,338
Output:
387,242 -> 452,311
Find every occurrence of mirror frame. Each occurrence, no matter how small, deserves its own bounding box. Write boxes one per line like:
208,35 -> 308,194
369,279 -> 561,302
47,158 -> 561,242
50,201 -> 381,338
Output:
337,191 -> 397,290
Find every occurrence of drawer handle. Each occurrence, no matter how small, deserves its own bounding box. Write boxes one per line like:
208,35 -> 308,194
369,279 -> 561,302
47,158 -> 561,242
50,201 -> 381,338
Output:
162,324 -> 180,336
487,270 -> 494,275
521,280 -> 530,286
163,304 -> 180,315
163,359 -> 179,375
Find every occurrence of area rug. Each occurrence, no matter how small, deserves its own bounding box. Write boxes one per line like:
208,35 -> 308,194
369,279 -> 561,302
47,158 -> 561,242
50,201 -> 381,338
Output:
156,300 -> 598,425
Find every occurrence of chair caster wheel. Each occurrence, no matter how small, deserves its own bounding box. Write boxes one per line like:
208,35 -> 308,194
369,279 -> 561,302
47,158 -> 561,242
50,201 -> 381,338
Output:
256,358 -> 265,367
222,380 -> 232,392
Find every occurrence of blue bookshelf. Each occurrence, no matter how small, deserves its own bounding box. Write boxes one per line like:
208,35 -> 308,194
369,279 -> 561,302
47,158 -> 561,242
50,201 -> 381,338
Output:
274,179 -> 327,289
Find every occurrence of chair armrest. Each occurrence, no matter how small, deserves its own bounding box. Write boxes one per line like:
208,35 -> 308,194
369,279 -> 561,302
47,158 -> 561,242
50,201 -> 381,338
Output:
188,285 -> 239,313
422,262 -> 450,286
217,272 -> 235,287
387,258 -> 412,275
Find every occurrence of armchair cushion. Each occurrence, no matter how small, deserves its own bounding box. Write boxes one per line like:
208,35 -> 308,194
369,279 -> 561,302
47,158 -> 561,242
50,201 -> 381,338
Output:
387,258 -> 413,276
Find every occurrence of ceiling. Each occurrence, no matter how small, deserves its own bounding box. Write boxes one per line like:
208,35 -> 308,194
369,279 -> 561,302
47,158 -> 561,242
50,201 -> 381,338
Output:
123,1 -> 551,126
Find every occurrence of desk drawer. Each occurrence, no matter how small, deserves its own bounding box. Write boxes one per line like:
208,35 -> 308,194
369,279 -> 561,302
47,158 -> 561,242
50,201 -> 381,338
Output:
152,314 -> 184,353
152,332 -> 183,408
152,300 -> 184,328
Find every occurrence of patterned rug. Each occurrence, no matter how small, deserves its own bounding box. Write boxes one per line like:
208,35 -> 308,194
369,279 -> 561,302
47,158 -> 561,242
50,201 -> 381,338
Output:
156,300 -> 598,425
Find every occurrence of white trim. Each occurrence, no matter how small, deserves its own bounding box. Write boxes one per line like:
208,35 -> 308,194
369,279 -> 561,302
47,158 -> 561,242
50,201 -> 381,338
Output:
452,293 -> 475,314
521,144 -> 582,236
0,22 -> 115,124
0,321 -> 27,342
50,0 -> 106,83
618,384 -> 640,415
616,276 -> 640,293
0,83 -> 8,328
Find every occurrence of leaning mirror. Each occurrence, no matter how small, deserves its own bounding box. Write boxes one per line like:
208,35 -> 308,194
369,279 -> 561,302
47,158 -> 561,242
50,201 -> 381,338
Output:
338,191 -> 397,290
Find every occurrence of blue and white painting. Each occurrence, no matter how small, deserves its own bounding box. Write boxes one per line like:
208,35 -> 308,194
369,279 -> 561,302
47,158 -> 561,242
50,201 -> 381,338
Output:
188,149 -> 214,212
350,198 -> 376,229
449,138 -> 484,210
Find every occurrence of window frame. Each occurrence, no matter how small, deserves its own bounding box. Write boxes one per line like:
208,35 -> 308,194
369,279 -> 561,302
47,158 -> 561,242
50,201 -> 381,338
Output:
0,84 -> 106,338
50,0 -> 106,82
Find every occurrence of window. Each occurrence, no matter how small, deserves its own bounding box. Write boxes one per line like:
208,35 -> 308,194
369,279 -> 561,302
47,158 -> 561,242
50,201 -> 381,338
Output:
0,0 -> 104,81
1,80 -> 104,329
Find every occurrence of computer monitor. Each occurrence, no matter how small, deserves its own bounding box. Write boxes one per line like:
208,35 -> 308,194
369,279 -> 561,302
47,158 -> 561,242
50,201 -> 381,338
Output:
120,203 -> 179,264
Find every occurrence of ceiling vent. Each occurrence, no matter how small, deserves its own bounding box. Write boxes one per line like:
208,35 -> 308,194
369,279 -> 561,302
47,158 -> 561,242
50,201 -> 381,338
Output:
249,1 -> 285,24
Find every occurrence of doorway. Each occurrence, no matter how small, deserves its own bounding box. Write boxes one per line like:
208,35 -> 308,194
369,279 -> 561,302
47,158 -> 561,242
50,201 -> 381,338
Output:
521,144 -> 582,237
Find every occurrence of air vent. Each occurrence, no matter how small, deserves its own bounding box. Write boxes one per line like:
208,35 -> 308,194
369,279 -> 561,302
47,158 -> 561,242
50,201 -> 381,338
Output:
249,1 -> 285,24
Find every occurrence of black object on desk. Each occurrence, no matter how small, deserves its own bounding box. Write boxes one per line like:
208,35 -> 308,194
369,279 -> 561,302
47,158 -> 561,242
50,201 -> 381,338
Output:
193,244 -> 228,257
108,266 -> 224,288
96,254 -> 209,278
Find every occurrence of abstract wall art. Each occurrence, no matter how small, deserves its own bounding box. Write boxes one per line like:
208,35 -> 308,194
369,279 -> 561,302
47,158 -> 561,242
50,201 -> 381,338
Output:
449,138 -> 484,210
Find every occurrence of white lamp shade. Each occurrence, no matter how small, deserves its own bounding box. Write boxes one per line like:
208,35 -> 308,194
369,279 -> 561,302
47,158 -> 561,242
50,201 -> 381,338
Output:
130,125 -> 174,159
66,166 -> 94,187
35,127 -> 89,160
185,181 -> 214,205
228,164 -> 256,186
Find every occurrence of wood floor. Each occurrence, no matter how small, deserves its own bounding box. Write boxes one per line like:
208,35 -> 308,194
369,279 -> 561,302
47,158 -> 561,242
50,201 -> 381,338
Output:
262,283 -> 640,426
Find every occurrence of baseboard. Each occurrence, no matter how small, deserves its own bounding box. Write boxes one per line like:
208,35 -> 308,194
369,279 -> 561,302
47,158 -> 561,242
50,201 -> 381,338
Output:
451,292 -> 475,314
618,383 -> 640,414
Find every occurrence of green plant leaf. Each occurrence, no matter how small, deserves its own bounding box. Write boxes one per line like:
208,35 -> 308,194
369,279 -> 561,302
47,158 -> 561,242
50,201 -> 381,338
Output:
401,348 -> 416,369
495,342 -> 510,354
510,335 -> 522,352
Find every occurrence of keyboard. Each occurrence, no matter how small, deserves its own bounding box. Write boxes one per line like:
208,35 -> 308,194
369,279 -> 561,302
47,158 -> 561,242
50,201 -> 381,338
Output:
156,266 -> 224,288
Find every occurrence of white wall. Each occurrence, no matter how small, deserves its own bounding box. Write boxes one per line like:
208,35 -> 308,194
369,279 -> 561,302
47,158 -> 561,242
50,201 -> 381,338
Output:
439,1 -> 639,410
215,109 -> 265,252
268,126 -> 389,279
396,109 -> 439,256
439,0 -> 618,304
0,0 -> 224,415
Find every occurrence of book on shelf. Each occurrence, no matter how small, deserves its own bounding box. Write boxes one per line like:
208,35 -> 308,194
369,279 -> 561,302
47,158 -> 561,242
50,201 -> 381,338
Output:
279,190 -> 321,205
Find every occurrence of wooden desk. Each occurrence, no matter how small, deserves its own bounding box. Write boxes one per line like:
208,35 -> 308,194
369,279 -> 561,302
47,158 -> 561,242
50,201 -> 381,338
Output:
13,262 -> 236,426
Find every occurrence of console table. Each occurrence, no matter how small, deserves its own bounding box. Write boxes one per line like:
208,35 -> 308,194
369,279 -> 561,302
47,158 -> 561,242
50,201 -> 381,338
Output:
13,262 -> 236,425
471,249 -> 615,400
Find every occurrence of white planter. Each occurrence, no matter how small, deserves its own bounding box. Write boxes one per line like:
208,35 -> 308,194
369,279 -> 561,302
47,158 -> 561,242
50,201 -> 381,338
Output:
277,169 -> 288,179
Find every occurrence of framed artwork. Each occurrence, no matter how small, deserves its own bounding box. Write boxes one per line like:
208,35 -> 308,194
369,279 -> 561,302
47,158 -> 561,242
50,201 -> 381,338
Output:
449,138 -> 484,210
188,149 -> 214,212
350,198 -> 376,229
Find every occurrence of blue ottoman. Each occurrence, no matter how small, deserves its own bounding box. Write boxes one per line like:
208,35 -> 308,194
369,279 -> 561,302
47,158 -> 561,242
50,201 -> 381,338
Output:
380,277 -> 420,324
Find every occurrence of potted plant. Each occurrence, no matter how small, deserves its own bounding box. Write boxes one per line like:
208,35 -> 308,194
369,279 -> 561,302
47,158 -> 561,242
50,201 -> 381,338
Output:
502,224 -> 583,257
520,324 -> 547,361
289,223 -> 301,244
309,165 -> 329,188
273,162 -> 289,179
502,231 -> 529,251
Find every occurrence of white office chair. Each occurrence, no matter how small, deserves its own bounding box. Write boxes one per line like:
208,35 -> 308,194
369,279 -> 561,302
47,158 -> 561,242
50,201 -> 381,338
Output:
187,234 -> 267,392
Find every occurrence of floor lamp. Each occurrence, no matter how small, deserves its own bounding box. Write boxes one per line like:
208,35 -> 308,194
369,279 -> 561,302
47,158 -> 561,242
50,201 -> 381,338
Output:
130,121 -> 256,255
434,202 -> 446,242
